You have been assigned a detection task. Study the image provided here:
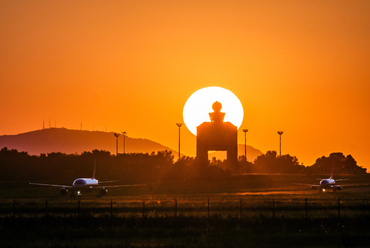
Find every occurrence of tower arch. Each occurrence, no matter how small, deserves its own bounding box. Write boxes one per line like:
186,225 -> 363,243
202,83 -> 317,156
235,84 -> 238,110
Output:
196,101 -> 238,165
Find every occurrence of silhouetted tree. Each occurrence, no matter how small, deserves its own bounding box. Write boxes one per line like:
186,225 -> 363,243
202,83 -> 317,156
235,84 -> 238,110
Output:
4,147 -> 365,184
307,152 -> 366,174
253,151 -> 304,173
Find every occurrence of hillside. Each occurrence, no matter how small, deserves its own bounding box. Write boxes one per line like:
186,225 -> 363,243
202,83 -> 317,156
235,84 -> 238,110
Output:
0,128 -> 264,161
0,128 -> 177,156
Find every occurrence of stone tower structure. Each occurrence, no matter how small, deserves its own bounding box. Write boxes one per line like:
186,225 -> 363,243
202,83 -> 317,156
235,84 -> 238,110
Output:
196,101 -> 238,165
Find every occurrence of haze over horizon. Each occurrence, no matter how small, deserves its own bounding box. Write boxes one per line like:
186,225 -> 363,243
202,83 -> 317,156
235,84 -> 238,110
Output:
1,1 -> 369,169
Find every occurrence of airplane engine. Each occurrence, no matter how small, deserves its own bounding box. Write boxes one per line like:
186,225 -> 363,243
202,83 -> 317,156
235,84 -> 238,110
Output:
98,188 -> 108,197
60,188 -> 68,195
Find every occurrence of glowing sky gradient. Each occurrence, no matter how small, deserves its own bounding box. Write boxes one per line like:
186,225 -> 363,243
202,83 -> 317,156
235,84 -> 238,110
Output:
1,1 -> 370,169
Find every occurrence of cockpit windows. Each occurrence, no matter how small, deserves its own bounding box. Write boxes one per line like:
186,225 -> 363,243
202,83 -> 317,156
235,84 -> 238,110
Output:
74,179 -> 86,186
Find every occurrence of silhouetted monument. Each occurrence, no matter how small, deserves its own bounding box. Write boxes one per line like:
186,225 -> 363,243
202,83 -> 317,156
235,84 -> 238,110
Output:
196,101 -> 238,165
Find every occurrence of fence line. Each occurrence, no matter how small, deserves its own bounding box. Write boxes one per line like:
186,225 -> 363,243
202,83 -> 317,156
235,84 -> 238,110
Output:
3,197 -> 370,220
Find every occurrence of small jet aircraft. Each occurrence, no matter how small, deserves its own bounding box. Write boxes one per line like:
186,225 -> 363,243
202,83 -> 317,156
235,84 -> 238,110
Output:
30,160 -> 143,197
310,167 -> 347,192
311,176 -> 343,192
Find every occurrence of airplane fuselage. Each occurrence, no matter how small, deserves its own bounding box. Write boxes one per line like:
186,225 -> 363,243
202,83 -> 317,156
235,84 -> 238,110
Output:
320,178 -> 336,187
72,178 -> 99,188
318,178 -> 342,191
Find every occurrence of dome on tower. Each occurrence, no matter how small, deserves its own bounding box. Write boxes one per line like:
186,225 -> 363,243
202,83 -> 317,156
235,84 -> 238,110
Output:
212,101 -> 222,112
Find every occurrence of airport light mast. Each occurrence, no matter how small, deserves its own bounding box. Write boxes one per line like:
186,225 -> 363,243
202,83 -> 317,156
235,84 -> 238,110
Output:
277,131 -> 283,156
121,131 -> 127,154
242,129 -> 248,161
114,133 -> 120,156
176,123 -> 182,161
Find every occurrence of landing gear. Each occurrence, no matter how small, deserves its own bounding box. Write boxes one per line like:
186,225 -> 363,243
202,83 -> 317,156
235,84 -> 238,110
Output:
97,188 -> 108,197
70,188 -> 75,198
60,188 -> 68,195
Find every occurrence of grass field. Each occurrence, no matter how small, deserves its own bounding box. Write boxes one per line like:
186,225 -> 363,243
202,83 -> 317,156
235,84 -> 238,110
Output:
1,174 -> 370,248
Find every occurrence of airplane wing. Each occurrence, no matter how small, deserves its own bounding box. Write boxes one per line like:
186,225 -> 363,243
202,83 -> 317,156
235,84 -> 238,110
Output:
93,184 -> 146,189
293,183 -> 320,188
329,184 -> 342,189
98,180 -> 117,184
29,183 -> 73,188
336,183 -> 368,188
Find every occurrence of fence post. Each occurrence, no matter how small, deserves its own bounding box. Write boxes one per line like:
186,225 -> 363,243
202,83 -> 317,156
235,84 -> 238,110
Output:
240,199 -> 243,221
338,198 -> 340,220
142,200 -> 145,220
305,198 -> 308,221
175,199 -> 177,218
77,200 -> 81,218
207,198 -> 210,221
45,199 -> 48,218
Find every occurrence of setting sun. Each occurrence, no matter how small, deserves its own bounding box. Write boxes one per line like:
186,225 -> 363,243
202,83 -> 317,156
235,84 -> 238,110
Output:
183,86 -> 244,136
1,2 -> 370,245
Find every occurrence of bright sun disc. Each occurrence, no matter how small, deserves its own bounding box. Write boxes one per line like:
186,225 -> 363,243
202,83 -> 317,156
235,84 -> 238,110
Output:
183,86 -> 244,136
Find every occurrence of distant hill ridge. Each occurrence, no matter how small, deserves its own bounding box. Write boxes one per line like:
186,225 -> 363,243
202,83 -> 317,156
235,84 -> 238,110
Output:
0,128 -> 263,161
0,128 -> 176,156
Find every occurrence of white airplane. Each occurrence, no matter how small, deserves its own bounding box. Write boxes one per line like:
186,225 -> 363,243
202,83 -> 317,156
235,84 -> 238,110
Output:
310,167 -> 347,192
311,176 -> 343,192
30,160 -> 143,197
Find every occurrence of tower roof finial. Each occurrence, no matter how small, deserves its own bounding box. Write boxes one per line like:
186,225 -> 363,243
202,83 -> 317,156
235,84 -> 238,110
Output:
209,101 -> 225,123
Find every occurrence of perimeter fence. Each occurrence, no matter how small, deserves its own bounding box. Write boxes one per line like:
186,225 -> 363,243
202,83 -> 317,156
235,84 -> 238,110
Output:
2,196 -> 370,221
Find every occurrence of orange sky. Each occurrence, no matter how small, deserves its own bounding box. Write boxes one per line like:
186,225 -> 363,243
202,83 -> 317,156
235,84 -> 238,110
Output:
1,0 -> 370,170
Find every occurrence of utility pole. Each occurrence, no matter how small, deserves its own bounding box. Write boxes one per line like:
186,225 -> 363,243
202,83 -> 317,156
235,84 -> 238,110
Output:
114,133 -> 120,156
121,131 -> 127,154
242,129 -> 248,161
176,123 -> 182,161
277,131 -> 283,156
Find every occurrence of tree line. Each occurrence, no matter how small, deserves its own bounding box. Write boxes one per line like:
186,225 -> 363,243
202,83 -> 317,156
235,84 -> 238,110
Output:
0,147 -> 366,183
236,151 -> 366,175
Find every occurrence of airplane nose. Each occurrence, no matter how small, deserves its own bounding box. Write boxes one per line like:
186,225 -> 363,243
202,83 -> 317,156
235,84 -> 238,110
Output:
73,179 -> 86,187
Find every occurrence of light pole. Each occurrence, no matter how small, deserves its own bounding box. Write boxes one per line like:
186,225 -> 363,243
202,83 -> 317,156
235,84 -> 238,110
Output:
277,131 -> 283,156
242,129 -> 248,161
121,131 -> 127,154
114,133 -> 120,156
176,123 -> 182,161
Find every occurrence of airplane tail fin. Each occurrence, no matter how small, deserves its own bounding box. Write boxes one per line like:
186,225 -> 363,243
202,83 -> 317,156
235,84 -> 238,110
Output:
330,164 -> 334,179
92,159 -> 97,179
